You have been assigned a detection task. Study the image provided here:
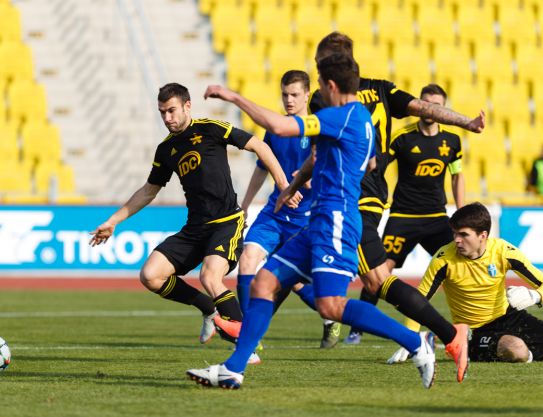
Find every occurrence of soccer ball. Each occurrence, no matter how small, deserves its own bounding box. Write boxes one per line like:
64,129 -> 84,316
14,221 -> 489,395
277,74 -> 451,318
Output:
0,337 -> 11,371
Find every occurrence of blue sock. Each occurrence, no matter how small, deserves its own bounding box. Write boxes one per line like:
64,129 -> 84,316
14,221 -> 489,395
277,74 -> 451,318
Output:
341,299 -> 420,353
224,298 -> 274,373
236,274 -> 254,316
294,284 -> 316,310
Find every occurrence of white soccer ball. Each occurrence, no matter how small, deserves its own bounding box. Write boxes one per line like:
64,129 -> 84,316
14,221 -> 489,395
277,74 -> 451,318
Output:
0,337 -> 11,371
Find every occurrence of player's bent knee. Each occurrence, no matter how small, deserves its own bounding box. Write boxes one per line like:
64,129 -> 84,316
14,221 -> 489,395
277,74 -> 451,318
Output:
315,298 -> 345,322
250,269 -> 280,300
497,335 -> 531,362
139,268 -> 163,292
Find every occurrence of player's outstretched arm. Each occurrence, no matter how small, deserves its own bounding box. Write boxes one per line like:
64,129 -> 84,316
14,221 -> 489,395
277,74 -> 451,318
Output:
204,85 -> 300,137
89,182 -> 161,246
407,99 -> 485,133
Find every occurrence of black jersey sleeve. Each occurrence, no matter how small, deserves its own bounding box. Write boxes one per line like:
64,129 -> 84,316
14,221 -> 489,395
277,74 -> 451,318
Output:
147,146 -> 173,187
384,80 -> 416,118
309,89 -> 325,114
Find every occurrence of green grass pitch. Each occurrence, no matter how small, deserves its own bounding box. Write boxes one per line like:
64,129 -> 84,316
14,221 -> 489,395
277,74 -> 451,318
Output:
1,289 -> 543,417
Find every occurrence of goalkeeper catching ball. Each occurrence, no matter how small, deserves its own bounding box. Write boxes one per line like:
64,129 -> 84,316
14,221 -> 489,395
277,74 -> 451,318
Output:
388,202 -> 543,364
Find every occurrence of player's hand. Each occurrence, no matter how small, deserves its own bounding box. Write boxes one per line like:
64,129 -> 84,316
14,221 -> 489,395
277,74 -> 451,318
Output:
386,347 -> 411,364
204,85 -> 236,102
466,110 -> 486,133
506,286 -> 542,310
274,186 -> 302,212
89,221 -> 115,246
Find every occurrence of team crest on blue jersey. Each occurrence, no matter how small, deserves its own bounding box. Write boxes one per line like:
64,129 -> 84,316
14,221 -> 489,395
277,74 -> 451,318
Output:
300,136 -> 310,149
487,264 -> 497,277
322,255 -> 335,264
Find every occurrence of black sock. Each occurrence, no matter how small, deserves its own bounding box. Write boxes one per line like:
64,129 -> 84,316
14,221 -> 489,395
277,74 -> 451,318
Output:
273,287 -> 292,314
381,276 -> 456,344
155,275 -> 215,316
213,290 -> 243,322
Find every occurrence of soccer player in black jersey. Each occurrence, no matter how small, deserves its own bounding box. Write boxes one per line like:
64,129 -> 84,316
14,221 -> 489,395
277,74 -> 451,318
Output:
309,32 -> 485,382
383,84 -> 464,272
90,83 -> 298,350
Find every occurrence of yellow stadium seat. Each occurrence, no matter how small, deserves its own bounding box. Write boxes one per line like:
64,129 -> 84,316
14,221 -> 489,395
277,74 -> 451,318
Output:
515,44 -> 543,84
354,43 -> 391,80
496,2 -> 537,47
57,163 -> 76,193
267,42 -> 308,86
473,44 -> 513,85
374,3 -> 416,46
21,120 -> 62,166
415,4 -> 455,46
210,4 -> 251,53
391,43 -> 431,88
488,81 -> 530,126
465,125 -> 507,169
509,123 -> 543,168
0,121 -> 19,163
0,40 -> 33,82
0,2 -> 22,43
334,5 -> 374,46
225,42 -> 266,90
484,159 -> 527,195
455,5 -> 496,45
7,78 -> 48,126
460,158 -> 482,197
432,43 -> 472,86
254,5 -> 293,47
293,5 -> 333,51
0,161 -> 32,193
533,80 -> 543,124
448,81 -> 487,119
34,162 -> 75,195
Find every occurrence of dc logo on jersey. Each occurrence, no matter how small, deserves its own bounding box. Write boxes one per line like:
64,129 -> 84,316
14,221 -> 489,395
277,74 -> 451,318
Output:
322,255 -> 335,264
300,136 -> 310,149
178,151 -> 201,177
487,264 -> 497,277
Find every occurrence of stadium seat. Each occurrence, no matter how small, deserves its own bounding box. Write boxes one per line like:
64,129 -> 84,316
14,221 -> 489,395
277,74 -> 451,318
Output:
532,80 -> 543,124
448,81 -> 487,119
465,125 -> 507,169
484,159 -> 527,195
253,4 -> 293,48
455,5 -> 496,46
225,42 -> 266,90
497,3 -> 538,47
21,120 -> 62,166
473,44 -> 513,85
35,162 -> 75,195
374,2 -> 416,46
0,121 -> 19,164
355,43 -> 391,81
459,158 -> 482,197
488,81 -> 530,126
432,43 -> 472,86
210,4 -> 251,53
267,42 -> 308,86
293,4 -> 333,51
0,40 -> 34,82
391,43 -> 431,89
334,4 -> 374,46
7,78 -> 48,126
509,123 -> 543,169
0,160 -> 32,193
0,2 -> 22,43
415,4 -> 455,46
515,43 -> 543,84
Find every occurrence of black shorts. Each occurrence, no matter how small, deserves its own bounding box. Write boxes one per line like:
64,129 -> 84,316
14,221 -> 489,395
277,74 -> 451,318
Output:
357,211 -> 387,275
470,308 -> 543,361
154,214 -> 245,276
382,215 -> 453,268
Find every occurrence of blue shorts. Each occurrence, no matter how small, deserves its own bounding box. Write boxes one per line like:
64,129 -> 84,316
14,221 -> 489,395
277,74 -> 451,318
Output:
263,209 -> 361,298
244,209 -> 309,256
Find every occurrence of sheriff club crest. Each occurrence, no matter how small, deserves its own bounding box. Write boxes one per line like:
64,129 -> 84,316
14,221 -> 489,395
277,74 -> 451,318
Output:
190,134 -> 202,145
438,140 -> 450,157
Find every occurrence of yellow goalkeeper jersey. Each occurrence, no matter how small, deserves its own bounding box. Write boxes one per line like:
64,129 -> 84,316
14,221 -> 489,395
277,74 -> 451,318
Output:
405,237 -> 543,331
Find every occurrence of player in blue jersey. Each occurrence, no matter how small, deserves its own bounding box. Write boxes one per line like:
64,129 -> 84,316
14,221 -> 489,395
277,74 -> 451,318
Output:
237,70 -> 314,316
187,53 -> 437,390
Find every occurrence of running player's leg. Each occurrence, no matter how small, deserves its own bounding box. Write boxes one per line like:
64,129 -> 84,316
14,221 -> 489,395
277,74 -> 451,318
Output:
238,243 -> 267,315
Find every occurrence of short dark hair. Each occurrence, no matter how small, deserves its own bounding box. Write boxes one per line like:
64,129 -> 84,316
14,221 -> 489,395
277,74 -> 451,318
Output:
420,83 -> 447,101
158,83 -> 191,103
316,32 -> 354,60
281,70 -> 310,91
449,202 -> 491,234
317,53 -> 359,94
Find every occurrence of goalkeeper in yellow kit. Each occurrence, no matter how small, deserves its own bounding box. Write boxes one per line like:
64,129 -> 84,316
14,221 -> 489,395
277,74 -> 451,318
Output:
388,202 -> 543,363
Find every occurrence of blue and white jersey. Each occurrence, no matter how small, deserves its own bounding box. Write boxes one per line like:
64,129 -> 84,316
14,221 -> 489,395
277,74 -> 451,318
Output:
256,130 -> 313,218
294,102 -> 375,213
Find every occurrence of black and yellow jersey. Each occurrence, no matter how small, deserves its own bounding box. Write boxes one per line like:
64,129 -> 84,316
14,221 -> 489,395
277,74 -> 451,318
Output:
148,118 -> 252,224
405,238 -> 543,331
309,78 -> 415,214
389,122 -> 462,216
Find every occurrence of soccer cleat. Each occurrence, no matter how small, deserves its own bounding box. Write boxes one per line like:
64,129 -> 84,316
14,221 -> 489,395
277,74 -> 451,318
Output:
445,323 -> 470,383
199,311 -> 217,344
343,330 -> 361,345
247,352 -> 261,365
213,315 -> 241,344
186,363 -> 244,389
411,331 -> 436,389
320,322 -> 341,349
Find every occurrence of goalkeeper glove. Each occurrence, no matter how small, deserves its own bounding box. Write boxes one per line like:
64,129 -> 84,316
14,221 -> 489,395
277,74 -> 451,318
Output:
386,346 -> 411,364
506,286 -> 542,310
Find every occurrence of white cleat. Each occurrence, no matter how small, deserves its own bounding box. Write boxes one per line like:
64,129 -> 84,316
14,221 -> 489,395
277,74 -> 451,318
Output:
186,364 -> 244,389
199,311 -> 217,344
247,352 -> 261,365
411,331 -> 436,389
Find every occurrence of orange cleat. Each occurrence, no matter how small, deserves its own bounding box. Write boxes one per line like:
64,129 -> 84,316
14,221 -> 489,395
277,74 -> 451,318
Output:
445,323 -> 470,383
213,315 -> 241,344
